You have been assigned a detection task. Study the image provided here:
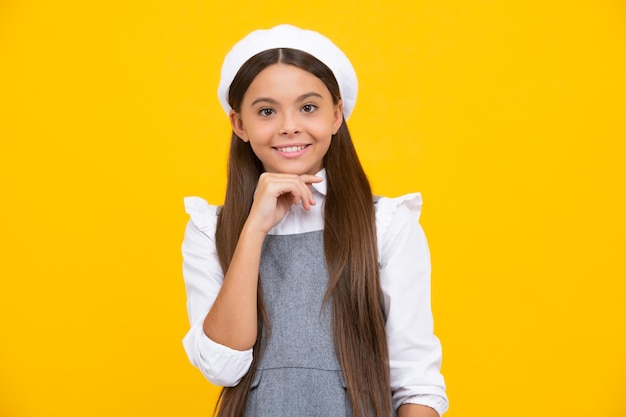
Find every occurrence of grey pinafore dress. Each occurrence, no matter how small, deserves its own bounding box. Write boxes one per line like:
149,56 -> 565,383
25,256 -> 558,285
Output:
243,230 -> 352,417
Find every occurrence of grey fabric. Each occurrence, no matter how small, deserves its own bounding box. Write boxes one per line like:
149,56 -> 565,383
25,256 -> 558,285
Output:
244,231 -> 352,417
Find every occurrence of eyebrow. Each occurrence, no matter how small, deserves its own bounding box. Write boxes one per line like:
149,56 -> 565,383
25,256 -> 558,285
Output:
250,92 -> 323,106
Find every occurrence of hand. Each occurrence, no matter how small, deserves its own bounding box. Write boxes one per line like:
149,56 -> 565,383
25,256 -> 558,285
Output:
244,172 -> 323,234
397,404 -> 440,417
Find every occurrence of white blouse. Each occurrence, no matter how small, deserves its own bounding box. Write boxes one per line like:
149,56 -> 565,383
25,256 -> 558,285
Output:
181,170 -> 449,415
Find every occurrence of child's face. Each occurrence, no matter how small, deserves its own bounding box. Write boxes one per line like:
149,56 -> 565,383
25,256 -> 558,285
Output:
230,63 -> 343,175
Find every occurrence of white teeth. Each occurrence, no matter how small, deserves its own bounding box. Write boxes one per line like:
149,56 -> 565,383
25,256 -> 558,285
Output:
277,145 -> 306,153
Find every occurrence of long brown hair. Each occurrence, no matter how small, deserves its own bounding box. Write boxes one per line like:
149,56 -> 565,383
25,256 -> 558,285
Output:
214,48 -> 391,417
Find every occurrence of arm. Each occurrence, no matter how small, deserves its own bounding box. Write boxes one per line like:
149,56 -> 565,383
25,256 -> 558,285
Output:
181,199 -> 253,386
377,195 -> 448,415
202,223 -> 266,350
182,174 -> 321,384
202,173 -> 322,350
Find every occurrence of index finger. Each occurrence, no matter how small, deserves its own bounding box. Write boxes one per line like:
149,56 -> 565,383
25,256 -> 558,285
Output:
298,174 -> 324,185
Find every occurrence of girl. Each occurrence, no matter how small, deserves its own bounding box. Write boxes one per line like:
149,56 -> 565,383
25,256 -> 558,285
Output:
182,24 -> 448,417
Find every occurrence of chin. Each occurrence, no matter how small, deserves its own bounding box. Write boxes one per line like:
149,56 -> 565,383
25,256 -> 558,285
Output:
269,165 -> 318,176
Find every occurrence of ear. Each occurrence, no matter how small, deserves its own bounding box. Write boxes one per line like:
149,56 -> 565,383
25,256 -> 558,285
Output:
229,110 -> 249,142
332,100 -> 344,135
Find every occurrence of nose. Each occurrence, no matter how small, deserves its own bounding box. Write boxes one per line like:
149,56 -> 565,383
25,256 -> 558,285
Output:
279,112 -> 301,136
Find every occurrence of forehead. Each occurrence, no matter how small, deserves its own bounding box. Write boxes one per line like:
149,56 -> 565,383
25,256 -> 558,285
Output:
245,63 -> 329,97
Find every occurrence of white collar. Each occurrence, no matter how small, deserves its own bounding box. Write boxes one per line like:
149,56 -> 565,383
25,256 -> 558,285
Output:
311,168 -> 327,196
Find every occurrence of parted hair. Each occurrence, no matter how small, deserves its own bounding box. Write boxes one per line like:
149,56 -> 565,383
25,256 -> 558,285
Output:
214,48 -> 391,417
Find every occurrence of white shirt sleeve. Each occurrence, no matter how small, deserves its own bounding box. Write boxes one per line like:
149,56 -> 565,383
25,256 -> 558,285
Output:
181,196 -> 253,387
376,194 -> 449,415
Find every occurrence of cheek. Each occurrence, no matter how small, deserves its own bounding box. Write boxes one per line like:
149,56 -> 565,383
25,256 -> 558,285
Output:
246,121 -> 275,142
306,116 -> 335,135
312,123 -> 335,139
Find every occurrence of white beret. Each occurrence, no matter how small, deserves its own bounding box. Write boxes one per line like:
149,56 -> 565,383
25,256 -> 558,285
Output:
218,24 -> 358,120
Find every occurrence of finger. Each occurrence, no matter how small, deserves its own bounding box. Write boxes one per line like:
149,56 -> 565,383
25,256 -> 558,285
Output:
274,177 -> 312,207
293,175 -> 322,208
257,173 -> 318,210
289,178 -> 314,209
299,174 -> 323,185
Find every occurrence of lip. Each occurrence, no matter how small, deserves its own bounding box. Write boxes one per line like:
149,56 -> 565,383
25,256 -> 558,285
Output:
272,144 -> 311,158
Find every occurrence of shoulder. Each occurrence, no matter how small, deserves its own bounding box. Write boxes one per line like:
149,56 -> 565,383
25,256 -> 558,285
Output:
184,196 -> 221,236
375,193 -> 423,232
374,193 -> 424,261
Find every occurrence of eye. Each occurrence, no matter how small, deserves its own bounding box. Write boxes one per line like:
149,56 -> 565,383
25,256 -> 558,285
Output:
259,108 -> 275,117
301,104 -> 317,113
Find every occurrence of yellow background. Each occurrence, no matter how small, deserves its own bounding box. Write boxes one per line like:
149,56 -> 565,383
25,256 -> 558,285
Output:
1,1 -> 625,416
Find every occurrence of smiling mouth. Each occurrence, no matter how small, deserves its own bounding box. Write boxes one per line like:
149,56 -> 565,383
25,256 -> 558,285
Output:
274,145 -> 309,153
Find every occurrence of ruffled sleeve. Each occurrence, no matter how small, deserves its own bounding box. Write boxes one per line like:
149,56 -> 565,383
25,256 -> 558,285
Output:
375,193 -> 449,415
181,197 -> 253,387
